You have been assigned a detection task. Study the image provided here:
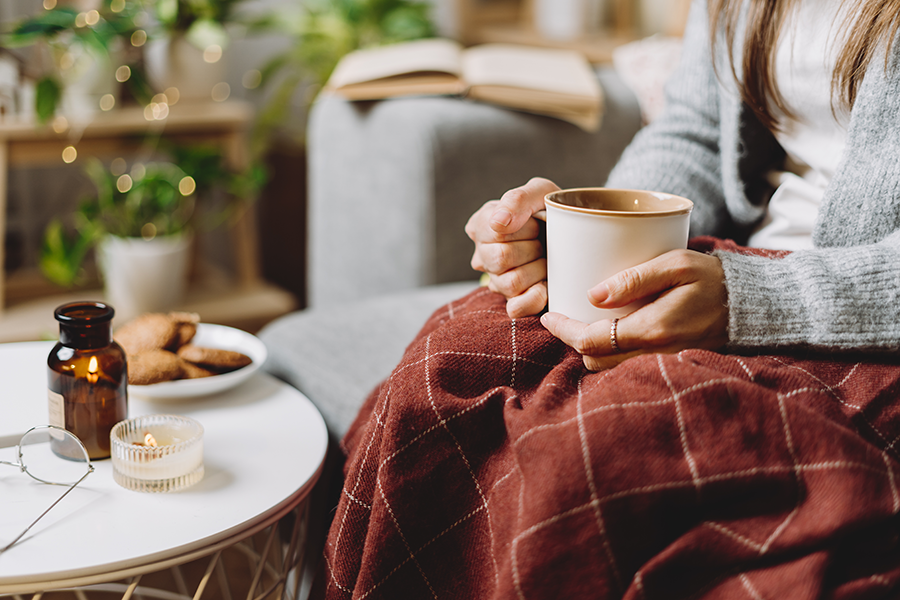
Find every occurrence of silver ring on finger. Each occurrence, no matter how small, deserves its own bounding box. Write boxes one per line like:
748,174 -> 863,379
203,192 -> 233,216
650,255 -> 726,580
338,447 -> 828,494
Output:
610,318 -> 621,354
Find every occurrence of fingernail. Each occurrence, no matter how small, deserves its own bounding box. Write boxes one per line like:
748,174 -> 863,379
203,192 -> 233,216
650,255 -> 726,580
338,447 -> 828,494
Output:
540,313 -> 550,326
491,208 -> 512,227
589,284 -> 609,304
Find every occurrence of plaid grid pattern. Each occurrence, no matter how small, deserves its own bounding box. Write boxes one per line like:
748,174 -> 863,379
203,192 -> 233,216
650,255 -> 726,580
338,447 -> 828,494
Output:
314,239 -> 900,600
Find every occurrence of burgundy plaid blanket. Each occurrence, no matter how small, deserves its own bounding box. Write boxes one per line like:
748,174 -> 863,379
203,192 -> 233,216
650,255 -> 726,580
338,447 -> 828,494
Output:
315,239 -> 900,599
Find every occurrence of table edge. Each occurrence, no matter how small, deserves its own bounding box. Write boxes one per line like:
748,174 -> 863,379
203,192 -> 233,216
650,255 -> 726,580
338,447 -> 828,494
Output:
0,458 -> 325,594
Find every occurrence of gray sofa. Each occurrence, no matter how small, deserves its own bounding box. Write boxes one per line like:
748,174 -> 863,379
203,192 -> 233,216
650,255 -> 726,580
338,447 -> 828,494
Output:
261,67 -> 643,442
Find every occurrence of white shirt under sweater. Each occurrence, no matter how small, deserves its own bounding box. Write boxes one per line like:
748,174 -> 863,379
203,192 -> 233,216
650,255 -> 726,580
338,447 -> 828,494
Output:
747,0 -> 850,251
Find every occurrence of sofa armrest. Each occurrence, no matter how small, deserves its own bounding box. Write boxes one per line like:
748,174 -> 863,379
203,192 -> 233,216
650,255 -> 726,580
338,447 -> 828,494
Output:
307,66 -> 643,307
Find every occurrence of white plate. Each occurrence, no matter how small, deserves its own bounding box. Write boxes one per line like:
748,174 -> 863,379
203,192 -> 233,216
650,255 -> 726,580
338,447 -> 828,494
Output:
127,324 -> 267,400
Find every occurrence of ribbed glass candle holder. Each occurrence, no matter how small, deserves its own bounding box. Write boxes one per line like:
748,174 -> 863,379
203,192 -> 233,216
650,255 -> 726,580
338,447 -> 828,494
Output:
111,414 -> 204,493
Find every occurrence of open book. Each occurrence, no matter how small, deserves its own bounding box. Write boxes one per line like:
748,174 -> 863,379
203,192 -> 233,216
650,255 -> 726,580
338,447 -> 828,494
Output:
325,38 -> 604,131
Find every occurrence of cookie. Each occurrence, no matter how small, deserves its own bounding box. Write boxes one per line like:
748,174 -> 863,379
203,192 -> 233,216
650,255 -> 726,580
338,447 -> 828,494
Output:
128,349 -> 184,385
169,311 -> 200,325
180,360 -> 216,379
176,344 -> 252,373
170,312 -> 200,347
115,314 -> 181,356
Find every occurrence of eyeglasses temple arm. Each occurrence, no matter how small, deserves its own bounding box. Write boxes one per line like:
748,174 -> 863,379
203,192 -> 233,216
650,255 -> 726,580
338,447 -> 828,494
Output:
0,467 -> 93,554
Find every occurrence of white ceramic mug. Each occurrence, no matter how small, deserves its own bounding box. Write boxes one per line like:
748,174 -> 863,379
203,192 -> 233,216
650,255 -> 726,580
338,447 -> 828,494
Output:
540,187 -> 693,323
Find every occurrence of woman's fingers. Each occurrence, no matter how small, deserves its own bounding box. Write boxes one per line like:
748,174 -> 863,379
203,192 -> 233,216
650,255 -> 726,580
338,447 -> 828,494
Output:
588,249 -> 713,309
490,178 -> 560,234
541,251 -> 729,372
578,349 -> 644,372
466,201 -> 543,246
475,239 -> 544,274
489,258 -> 548,299
540,312 -> 641,371
507,282 -> 548,318
466,179 -> 558,316
541,312 -> 613,355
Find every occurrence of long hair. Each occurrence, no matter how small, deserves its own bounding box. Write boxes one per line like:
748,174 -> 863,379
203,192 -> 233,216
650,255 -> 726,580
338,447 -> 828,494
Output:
708,0 -> 900,130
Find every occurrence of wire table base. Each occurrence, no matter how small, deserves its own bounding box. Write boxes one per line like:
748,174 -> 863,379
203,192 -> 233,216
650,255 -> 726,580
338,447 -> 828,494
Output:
1,498 -> 312,600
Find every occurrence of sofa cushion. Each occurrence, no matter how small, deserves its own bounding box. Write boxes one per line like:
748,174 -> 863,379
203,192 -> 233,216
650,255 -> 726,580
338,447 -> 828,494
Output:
259,281 -> 480,440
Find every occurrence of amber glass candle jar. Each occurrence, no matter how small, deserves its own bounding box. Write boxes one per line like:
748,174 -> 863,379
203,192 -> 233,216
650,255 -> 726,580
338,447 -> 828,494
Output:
48,302 -> 128,460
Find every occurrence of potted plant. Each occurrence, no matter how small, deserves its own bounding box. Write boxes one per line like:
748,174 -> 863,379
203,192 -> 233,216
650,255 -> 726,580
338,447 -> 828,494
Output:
152,0 -> 242,47
40,147 -> 264,321
1,0 -> 152,122
2,0 -> 255,120
249,0 -> 435,145
144,0 -> 248,102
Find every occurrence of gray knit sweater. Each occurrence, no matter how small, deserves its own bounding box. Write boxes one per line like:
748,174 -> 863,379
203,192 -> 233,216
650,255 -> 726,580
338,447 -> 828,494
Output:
605,0 -> 900,352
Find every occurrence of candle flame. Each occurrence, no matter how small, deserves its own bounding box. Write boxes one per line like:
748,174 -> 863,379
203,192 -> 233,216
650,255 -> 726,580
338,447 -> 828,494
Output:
144,432 -> 158,447
87,356 -> 99,384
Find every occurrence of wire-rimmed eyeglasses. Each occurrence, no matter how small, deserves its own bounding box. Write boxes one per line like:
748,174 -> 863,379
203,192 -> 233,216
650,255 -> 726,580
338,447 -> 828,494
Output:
0,425 -> 94,553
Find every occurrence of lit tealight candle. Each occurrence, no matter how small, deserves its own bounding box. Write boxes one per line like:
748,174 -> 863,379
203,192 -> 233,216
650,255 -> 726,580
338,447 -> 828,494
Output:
111,415 -> 204,493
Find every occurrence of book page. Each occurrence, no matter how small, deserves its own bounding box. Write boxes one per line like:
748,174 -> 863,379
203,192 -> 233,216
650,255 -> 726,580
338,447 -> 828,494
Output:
470,86 -> 600,111
332,74 -> 466,100
465,85 -> 603,130
328,38 -> 464,89
461,44 -> 601,99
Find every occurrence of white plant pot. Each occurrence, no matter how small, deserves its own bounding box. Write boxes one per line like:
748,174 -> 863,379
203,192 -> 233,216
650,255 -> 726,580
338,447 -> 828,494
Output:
534,0 -> 606,41
144,35 -> 227,103
98,234 -> 192,323
58,45 -> 119,119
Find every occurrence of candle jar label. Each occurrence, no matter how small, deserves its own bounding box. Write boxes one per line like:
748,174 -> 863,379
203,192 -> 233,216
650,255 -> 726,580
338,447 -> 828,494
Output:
48,390 -> 64,429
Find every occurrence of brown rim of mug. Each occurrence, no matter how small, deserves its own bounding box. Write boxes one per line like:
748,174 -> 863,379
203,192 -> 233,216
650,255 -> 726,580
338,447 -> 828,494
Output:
541,188 -> 693,219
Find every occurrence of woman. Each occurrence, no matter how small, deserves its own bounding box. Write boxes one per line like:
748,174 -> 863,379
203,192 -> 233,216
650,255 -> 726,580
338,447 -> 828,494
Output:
316,1 -> 900,598
468,0 -> 900,370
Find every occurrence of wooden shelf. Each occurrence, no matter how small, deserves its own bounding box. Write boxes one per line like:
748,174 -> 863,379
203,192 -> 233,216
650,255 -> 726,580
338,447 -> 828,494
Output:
467,24 -> 637,64
0,276 -> 297,343
0,101 -> 254,145
0,100 -> 264,317
455,0 -> 691,63
0,100 -> 301,341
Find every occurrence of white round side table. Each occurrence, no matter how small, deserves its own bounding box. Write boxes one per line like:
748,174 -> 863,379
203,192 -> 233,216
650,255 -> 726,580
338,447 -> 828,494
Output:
0,341 -> 328,599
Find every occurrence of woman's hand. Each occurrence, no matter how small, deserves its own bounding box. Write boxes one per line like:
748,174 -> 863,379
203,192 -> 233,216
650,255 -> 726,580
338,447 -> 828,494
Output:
540,250 -> 729,371
465,177 -> 560,318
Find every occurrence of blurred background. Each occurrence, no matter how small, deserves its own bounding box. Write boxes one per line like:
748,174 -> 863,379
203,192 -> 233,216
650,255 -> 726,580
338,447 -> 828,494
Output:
0,0 -> 689,340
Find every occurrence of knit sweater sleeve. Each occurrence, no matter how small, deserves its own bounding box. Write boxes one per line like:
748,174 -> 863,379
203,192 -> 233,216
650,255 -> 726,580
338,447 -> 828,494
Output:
605,0 -> 733,237
718,59 -> 900,352
716,231 -> 900,351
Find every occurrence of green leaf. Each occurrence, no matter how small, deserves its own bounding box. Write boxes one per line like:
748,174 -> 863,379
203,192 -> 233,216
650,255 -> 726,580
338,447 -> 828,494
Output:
35,77 -> 62,124
83,158 -> 115,210
381,5 -> 435,41
156,0 -> 179,26
76,27 -> 111,55
256,54 -> 291,86
13,8 -> 78,36
124,65 -> 154,105
40,219 -> 94,287
185,18 -> 229,49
